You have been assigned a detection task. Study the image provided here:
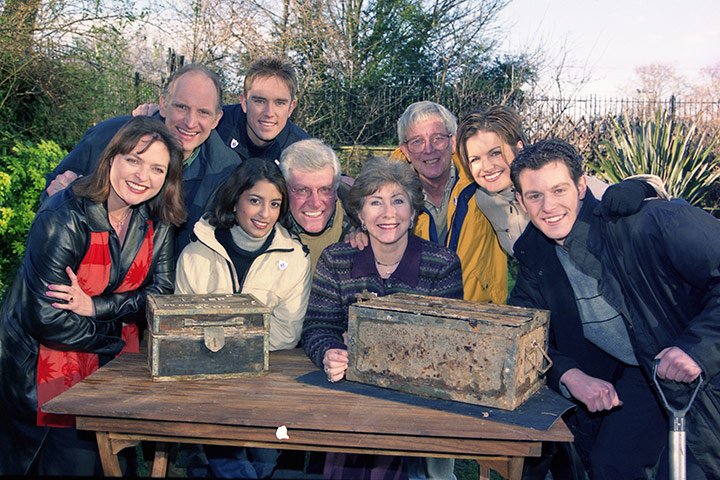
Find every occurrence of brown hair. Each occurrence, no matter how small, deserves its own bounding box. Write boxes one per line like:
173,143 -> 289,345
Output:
244,57 -> 298,100
349,157 -> 424,219
510,139 -> 584,195
456,105 -> 528,170
162,64 -> 223,114
72,116 -> 187,227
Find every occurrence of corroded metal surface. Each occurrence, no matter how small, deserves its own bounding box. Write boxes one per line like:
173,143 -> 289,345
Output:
147,293 -> 270,381
346,293 -> 549,411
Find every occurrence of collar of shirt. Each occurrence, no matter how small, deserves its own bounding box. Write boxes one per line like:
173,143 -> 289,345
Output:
423,163 -> 457,210
351,234 -> 422,287
183,147 -> 201,169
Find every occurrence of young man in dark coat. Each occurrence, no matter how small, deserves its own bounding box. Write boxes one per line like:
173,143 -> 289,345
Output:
508,139 -> 719,479
215,57 -> 310,163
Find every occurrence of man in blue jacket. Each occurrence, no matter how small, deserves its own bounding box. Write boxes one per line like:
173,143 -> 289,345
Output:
508,139 -> 719,479
45,64 -> 240,255
131,57 -> 310,164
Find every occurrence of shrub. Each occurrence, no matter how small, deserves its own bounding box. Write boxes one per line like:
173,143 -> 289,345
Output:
0,137 -> 65,297
590,110 -> 720,208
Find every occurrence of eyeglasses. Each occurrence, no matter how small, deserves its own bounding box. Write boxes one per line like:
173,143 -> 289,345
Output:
289,185 -> 336,200
405,134 -> 452,154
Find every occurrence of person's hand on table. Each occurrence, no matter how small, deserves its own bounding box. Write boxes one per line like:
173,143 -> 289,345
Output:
323,348 -> 348,383
560,368 -> 622,412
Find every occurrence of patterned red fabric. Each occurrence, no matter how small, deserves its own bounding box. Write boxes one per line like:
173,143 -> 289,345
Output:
36,222 -> 154,427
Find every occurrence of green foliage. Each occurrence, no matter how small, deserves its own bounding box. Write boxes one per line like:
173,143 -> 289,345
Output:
0,137 -> 66,296
590,110 -> 720,208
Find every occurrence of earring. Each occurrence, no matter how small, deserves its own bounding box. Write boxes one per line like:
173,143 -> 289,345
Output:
408,218 -> 414,230
361,222 -> 367,232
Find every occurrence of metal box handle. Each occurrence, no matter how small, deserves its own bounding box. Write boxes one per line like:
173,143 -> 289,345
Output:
183,318 -> 245,327
529,340 -> 553,376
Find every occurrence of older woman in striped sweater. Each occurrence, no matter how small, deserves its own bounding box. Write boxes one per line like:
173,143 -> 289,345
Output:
301,156 -> 464,480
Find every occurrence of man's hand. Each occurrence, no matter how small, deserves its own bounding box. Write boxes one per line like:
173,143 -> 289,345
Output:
344,229 -> 369,250
46,171 -> 80,197
560,368 -> 623,412
132,103 -> 159,117
655,346 -> 702,383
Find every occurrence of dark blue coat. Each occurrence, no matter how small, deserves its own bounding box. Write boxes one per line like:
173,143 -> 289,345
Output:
44,115 -> 241,254
509,192 -> 720,478
215,104 -> 310,163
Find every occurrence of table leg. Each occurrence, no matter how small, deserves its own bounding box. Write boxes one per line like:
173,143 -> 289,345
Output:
476,457 -> 525,480
151,442 -> 169,477
477,462 -> 491,480
96,432 -> 123,477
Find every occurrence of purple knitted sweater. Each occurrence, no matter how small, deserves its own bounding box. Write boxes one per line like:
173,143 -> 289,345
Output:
301,234 -> 464,368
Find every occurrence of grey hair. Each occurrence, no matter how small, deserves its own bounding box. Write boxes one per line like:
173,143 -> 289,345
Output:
397,101 -> 458,144
279,138 -> 342,189
349,157 -> 424,218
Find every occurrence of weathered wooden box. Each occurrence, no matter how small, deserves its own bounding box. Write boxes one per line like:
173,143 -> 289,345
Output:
147,293 -> 269,381
346,293 -> 550,410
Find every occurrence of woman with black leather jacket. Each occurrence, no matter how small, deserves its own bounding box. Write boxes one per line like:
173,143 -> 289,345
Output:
0,116 -> 187,476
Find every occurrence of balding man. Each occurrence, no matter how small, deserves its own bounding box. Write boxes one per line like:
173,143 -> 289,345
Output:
45,64 -> 240,254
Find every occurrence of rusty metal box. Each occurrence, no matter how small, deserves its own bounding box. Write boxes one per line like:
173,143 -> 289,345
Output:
346,293 -> 550,410
147,293 -> 270,381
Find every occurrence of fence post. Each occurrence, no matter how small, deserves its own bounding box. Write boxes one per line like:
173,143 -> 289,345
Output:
670,95 -> 676,120
134,72 -> 141,109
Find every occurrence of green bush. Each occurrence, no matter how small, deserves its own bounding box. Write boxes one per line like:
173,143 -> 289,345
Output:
590,110 -> 720,208
0,137 -> 65,297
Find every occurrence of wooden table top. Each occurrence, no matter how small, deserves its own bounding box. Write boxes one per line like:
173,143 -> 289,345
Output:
43,349 -> 572,456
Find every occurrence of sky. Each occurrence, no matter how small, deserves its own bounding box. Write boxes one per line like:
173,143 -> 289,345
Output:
495,0 -> 720,97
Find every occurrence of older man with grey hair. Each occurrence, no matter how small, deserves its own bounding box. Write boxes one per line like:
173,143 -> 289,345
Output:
392,101 -> 508,305
279,138 -> 357,273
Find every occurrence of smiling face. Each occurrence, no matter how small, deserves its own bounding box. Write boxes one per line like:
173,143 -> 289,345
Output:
400,118 -> 455,184
466,130 -> 523,193
358,182 -> 414,248
516,161 -> 587,246
159,71 -> 222,160
234,179 -> 283,238
240,75 -> 297,147
287,166 -> 337,233
109,136 -> 170,208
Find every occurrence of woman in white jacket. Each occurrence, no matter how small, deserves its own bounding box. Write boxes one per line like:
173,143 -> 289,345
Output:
176,157 -> 312,351
175,158 -> 311,478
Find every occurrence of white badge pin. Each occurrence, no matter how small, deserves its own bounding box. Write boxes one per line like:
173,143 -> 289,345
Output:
279,260 -> 288,270
230,138 -> 239,149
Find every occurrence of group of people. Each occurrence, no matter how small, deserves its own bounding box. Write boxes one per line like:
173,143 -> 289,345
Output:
0,55 -> 717,480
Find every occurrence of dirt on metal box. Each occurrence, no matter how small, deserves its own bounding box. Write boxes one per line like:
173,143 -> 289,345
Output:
346,292 -> 551,410
147,293 -> 269,381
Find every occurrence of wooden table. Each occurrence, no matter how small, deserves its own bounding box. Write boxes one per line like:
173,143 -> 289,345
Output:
42,349 -> 572,480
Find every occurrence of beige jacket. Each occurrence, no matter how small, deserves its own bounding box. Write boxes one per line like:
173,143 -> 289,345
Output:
175,217 -> 312,351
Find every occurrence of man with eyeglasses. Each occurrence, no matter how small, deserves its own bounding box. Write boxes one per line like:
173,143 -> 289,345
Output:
393,101 -> 507,305
279,139 -> 358,273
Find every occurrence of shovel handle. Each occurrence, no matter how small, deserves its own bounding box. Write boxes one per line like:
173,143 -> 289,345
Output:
651,358 -> 704,418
